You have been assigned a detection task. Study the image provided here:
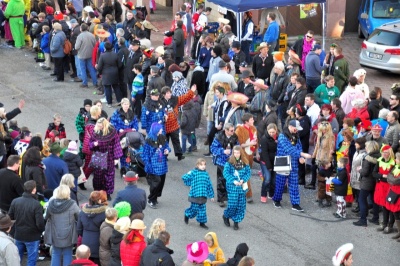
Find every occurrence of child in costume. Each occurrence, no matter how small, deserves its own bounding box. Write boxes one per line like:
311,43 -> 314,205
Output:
332,157 -> 349,218
183,158 -> 215,229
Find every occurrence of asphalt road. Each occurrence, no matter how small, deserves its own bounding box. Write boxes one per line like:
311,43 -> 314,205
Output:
1,8 -> 399,266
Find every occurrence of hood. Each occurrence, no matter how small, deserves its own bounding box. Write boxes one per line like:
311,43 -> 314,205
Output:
366,151 -> 380,163
82,204 -> 107,217
110,229 -> 124,244
48,198 -> 75,214
234,243 -> 249,258
204,232 -> 220,250
193,66 -> 204,72
182,100 -> 194,110
193,95 -> 203,105
63,151 -> 78,159
152,239 -> 174,254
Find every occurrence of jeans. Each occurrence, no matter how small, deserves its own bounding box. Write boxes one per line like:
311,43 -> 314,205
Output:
51,246 -> 73,266
260,163 -> 273,197
15,240 -> 40,266
359,189 -> 377,223
207,121 -> 214,135
268,41 -> 277,51
240,40 -> 252,64
104,84 -> 122,105
306,77 -> 321,94
79,58 -> 97,86
74,55 -> 81,79
181,133 -> 194,153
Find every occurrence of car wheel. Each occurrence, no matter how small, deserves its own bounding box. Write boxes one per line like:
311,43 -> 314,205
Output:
358,24 -> 364,38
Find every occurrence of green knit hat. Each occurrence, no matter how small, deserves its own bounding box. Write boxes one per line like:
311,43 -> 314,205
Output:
114,201 -> 131,218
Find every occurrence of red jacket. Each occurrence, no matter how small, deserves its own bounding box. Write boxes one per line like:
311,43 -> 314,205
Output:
346,106 -> 370,121
70,258 -> 98,265
120,231 -> 147,266
164,90 -> 194,133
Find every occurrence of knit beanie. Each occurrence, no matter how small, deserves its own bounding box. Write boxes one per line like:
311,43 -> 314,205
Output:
83,99 -> 92,106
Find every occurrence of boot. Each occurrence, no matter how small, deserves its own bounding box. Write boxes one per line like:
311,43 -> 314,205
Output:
78,183 -> 87,190
318,200 -> 324,208
384,225 -> 394,234
233,222 -> 239,230
377,223 -> 387,232
392,221 -> 400,239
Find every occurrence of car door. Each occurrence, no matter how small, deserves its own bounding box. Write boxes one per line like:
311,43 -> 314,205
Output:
359,0 -> 369,37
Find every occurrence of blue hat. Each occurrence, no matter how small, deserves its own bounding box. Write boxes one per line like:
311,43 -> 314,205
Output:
148,123 -> 163,140
312,44 -> 322,51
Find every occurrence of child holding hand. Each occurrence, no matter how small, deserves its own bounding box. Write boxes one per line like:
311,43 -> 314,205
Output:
331,157 -> 349,218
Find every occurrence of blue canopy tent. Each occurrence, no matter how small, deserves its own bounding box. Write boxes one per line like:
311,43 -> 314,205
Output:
207,0 -> 327,48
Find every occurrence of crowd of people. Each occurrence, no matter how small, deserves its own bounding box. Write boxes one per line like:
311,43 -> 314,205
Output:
1,0 -> 399,265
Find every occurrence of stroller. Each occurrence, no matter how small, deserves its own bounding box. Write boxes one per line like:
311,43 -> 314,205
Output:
120,131 -> 146,177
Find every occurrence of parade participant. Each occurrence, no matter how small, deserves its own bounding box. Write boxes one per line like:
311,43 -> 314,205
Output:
273,120 -> 312,211
204,232 -> 225,265
222,146 -> 251,230
332,243 -> 353,266
183,158 -> 215,229
4,0 -> 25,48
386,152 -> 400,241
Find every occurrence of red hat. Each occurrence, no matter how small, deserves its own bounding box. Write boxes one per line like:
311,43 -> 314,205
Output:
371,124 -> 383,131
45,6 -> 54,15
124,171 -> 138,182
123,1 -> 135,10
143,48 -> 154,58
54,11 -> 64,21
381,145 -> 391,152
358,119 -> 372,131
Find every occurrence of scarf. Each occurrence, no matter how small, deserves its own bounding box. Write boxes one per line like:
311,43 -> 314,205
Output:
233,158 -> 245,170
244,125 -> 256,153
301,36 -> 314,71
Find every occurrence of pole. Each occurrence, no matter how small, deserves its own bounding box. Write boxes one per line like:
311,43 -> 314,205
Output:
322,2 -> 326,51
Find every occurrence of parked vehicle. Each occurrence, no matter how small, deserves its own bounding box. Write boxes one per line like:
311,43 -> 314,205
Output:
359,21 -> 400,73
358,0 -> 400,38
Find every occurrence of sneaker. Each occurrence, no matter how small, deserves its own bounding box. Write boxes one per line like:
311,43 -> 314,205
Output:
353,220 -> 367,227
292,204 -> 304,212
333,213 -> 344,219
100,97 -> 107,103
203,153 -> 212,157
107,104 -> 112,108
73,77 -> 82,82
260,196 -> 267,203
191,146 -> 198,152
273,201 -> 282,209
147,200 -> 157,209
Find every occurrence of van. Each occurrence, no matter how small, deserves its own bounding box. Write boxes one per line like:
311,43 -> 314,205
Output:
358,0 -> 400,38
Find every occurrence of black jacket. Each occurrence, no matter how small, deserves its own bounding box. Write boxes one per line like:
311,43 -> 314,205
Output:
180,101 -> 197,135
24,165 -> 47,200
140,239 -> 175,266
252,53 -> 274,80
190,67 -> 205,96
360,151 -> 379,191
98,51 -> 122,85
117,46 -> 129,83
8,193 -> 45,242
63,151 -> 83,179
368,99 -> 382,120
237,81 -> 255,102
109,229 -> 124,266
233,50 -> 246,74
257,111 -> 278,140
124,49 -> 143,83
70,25 -> 81,56
0,168 -> 24,212
334,169 -> 348,196
298,115 -> 311,153
260,133 -> 277,170
146,75 -> 166,99
334,108 -> 345,130
288,87 -> 307,109
122,18 -> 136,41
269,73 -> 289,103
173,28 -> 185,57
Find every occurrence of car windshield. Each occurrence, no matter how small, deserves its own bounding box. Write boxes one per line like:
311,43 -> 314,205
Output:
368,29 -> 400,45
372,0 -> 400,18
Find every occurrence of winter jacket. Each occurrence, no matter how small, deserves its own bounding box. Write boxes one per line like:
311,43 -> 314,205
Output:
332,168 -> 348,196
288,87 -> 307,109
269,72 -> 289,103
99,221 -> 114,266
113,184 -> 147,215
43,154 -> 69,190
260,133 -> 277,170
360,157 -> 378,191
314,84 -> 340,106
334,108 -> 346,129
190,66 -> 205,96
193,96 -> 203,128
305,51 -> 324,79
75,30 -> 96,59
252,53 -> 274,80
63,151 -> 83,179
350,149 -> 367,190
109,229 -> 124,266
75,108 -> 90,141
368,99 -> 382,120
161,90 -> 194,134
8,193 -> 45,242
173,27 -> 185,57
346,106 -> 370,121
44,198 -> 79,248
182,168 -> 214,199
142,137 -> 171,176
146,74 -> 165,97
257,111 -> 278,140
0,168 -> 24,212
50,30 -> 66,58
139,239 -> 175,266
24,165 -> 47,199
97,51 -> 122,85
384,121 -> 400,152
203,232 -> 225,265
45,122 -> 67,139
40,32 -> 50,53
120,231 -> 147,266
77,204 -> 107,259
247,89 -> 268,125
333,55 -> 350,92
181,101 -> 198,135
339,87 -> 365,114
236,81 -> 255,102
207,56 -> 222,82
110,108 -> 139,132
140,99 -> 166,133
0,231 -> 20,266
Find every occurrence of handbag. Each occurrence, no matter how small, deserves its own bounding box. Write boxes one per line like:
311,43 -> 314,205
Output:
386,189 -> 400,204
36,51 -> 45,62
188,196 -> 207,204
274,156 -> 291,176
89,151 -> 108,170
77,167 -> 87,184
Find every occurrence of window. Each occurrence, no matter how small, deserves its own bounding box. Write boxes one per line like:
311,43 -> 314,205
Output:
368,29 -> 400,46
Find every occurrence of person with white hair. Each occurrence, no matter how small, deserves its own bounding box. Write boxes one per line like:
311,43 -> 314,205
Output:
354,68 -> 369,99
268,61 -> 290,124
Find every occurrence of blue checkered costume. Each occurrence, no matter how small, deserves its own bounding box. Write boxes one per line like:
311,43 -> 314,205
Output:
272,132 -> 302,205
110,108 -> 139,168
182,168 -> 215,223
142,140 -> 170,176
223,162 -> 251,223
141,101 -> 166,133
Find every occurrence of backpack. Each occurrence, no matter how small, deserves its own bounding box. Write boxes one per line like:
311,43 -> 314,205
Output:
63,39 -> 72,54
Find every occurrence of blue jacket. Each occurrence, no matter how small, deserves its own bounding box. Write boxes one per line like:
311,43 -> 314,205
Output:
223,162 -> 251,194
142,138 -> 171,175
110,108 -> 139,132
263,20 -> 279,43
198,47 -> 212,68
40,32 -> 50,53
50,30 -> 66,58
210,131 -> 239,167
305,51 -> 324,79
113,184 -> 147,214
182,168 -> 214,199
43,154 -> 69,190
140,100 -> 166,133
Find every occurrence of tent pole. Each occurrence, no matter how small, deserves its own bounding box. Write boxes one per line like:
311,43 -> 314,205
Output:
237,12 -> 242,41
322,2 -> 326,51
